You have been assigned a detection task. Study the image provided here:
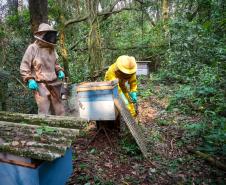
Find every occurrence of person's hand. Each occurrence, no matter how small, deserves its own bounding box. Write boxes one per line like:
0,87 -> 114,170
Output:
58,70 -> 65,80
130,92 -> 137,103
28,79 -> 38,90
120,93 -> 129,105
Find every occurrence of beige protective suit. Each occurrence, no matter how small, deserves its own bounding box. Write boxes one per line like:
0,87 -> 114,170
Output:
20,23 -> 65,115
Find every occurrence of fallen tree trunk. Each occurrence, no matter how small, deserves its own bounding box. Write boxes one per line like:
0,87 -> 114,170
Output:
188,148 -> 226,171
0,111 -> 87,129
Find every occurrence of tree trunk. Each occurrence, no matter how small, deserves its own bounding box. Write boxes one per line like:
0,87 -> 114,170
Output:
162,0 -> 169,22
18,0 -> 23,13
57,0 -> 70,79
197,0 -> 211,22
0,82 -> 7,111
0,111 -> 87,129
59,15 -> 70,79
75,0 -> 81,15
28,0 -> 48,33
156,0 -> 161,22
162,0 -> 169,33
59,30 -> 70,79
86,0 -> 103,78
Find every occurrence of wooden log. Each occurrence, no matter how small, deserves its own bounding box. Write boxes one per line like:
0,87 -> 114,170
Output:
188,148 -> 226,171
0,111 -> 87,129
0,131 -> 71,146
0,120 -> 79,161
0,121 -> 79,139
0,121 -> 79,158
0,144 -> 62,161
1,142 -> 67,154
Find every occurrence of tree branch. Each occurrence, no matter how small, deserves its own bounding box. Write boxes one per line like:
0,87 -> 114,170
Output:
63,1 -> 139,27
101,0 -> 121,20
69,33 -> 88,50
187,148 -> 226,171
135,0 -> 156,26
99,7 -> 140,22
134,0 -> 145,4
187,5 -> 200,21
108,0 -> 121,12
73,45 -> 150,52
64,15 -> 89,27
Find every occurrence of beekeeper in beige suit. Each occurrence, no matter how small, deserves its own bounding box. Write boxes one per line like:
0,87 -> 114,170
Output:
20,23 -> 65,115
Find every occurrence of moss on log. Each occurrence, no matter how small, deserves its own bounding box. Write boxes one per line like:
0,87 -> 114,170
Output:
0,111 -> 87,129
0,120 -> 79,161
0,144 -> 63,161
0,131 -> 72,146
0,121 -> 79,137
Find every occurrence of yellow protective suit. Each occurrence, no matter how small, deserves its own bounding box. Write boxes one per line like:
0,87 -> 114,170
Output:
105,63 -> 137,117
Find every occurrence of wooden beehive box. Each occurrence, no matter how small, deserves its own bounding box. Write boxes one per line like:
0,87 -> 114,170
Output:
136,61 -> 151,76
0,112 -> 85,185
77,80 -> 119,121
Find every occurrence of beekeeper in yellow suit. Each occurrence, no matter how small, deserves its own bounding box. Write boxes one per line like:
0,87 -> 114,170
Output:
105,55 -> 137,117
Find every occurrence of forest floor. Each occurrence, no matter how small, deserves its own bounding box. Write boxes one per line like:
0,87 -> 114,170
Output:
68,79 -> 226,185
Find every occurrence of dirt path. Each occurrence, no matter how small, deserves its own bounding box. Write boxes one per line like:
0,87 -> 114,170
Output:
68,84 -> 226,185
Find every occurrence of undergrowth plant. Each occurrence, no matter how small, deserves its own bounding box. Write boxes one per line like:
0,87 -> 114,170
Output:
120,134 -> 141,156
157,16 -> 226,157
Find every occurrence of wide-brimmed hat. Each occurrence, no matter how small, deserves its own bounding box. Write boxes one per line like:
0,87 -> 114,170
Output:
34,23 -> 57,34
34,23 -> 57,46
116,55 -> 137,74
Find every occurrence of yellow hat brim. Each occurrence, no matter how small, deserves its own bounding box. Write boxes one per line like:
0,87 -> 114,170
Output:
116,57 -> 137,74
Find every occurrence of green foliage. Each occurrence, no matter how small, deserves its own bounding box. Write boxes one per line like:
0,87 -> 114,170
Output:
120,135 -> 141,156
168,158 -> 182,173
0,26 -> 5,39
0,0 -> 225,163
157,119 -> 170,126
76,174 -> 91,184
138,76 -> 154,99
89,148 -> 97,154
182,116 -> 226,156
166,19 -> 225,78
36,125 -> 56,135
200,116 -> 226,156
148,129 -> 162,143
101,12 -> 166,67
157,2 -> 226,158
165,80 -> 225,157
0,9 -> 36,113
79,163 -> 88,170
167,81 -> 225,116
76,174 -> 115,185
